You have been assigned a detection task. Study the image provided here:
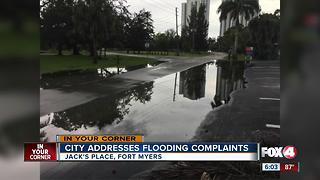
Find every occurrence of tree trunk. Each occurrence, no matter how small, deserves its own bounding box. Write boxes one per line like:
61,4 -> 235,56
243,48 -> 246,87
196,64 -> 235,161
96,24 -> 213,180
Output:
233,17 -> 241,61
90,25 -> 97,63
58,43 -> 63,56
93,40 -> 98,64
73,45 -> 80,55
233,30 -> 238,59
89,44 -> 94,57
13,16 -> 22,32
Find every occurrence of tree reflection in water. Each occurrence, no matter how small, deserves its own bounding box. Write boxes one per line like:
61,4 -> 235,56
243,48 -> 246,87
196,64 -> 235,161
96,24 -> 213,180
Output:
212,61 -> 245,109
179,64 -> 207,100
49,82 -> 154,132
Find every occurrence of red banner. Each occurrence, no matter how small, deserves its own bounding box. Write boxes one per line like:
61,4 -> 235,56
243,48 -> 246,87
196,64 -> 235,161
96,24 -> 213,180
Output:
280,163 -> 299,172
24,143 -> 57,161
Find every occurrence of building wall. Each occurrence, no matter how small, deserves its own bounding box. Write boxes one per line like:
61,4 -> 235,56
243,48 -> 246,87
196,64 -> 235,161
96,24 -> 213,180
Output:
181,0 -> 210,33
181,3 -> 187,28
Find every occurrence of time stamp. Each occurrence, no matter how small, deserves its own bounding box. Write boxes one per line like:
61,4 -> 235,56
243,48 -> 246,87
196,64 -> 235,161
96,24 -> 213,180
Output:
262,163 -> 300,172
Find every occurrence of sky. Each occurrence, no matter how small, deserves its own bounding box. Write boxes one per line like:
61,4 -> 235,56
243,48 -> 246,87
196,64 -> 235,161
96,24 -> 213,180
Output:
126,0 -> 280,38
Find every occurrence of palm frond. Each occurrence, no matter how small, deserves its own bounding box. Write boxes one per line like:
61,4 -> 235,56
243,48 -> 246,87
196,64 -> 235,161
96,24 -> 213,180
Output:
217,1 -> 237,21
218,0 -> 260,22
244,0 -> 260,11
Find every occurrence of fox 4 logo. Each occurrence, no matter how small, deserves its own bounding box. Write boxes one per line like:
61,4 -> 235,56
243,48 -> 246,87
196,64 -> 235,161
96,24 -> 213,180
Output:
261,146 -> 297,159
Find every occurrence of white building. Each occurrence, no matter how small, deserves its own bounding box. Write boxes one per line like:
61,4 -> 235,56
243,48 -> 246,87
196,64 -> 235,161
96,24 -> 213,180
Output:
219,0 -> 259,37
181,0 -> 210,32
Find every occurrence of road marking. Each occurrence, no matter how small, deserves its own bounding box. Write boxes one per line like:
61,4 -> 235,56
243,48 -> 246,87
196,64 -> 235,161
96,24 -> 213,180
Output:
261,85 -> 280,88
266,124 -> 280,129
151,67 -> 166,71
254,77 -> 279,79
252,66 -> 280,69
259,97 -> 280,101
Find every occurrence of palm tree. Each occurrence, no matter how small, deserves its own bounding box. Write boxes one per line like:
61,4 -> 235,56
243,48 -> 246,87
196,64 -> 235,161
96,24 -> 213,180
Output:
218,0 -> 260,60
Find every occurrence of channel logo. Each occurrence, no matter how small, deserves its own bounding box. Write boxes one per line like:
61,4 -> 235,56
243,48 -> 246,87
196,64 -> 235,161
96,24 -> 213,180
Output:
261,146 -> 297,159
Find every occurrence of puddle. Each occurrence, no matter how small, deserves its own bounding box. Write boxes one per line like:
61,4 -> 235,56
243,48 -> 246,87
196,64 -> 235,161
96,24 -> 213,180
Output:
40,62 -> 162,89
40,61 -> 245,142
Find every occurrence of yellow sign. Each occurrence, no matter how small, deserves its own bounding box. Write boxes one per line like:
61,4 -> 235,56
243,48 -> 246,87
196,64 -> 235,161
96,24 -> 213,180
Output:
57,135 -> 143,142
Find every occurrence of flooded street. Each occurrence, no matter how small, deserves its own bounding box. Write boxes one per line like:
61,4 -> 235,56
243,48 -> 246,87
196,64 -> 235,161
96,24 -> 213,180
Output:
40,61 -> 248,180
40,61 -> 245,142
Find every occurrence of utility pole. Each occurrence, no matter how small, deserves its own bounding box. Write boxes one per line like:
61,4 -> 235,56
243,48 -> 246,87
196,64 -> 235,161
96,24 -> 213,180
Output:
175,7 -> 180,56
175,7 -> 178,35
173,73 -> 178,101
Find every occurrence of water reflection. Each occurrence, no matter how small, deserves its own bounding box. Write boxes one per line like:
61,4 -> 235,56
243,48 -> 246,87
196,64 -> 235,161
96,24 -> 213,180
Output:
211,61 -> 245,109
41,82 -> 153,134
179,64 -> 206,100
40,63 -> 160,90
40,61 -> 245,142
97,67 -> 127,77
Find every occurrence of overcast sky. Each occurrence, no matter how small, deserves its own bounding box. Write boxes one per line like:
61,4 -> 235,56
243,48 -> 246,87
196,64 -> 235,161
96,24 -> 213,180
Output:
126,0 -> 280,38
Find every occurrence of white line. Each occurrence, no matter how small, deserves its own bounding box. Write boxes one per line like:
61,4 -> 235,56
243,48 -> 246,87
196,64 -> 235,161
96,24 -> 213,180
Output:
259,97 -> 280,101
261,85 -> 280,88
252,66 -> 280,69
254,77 -> 279,79
266,124 -> 280,129
151,67 -> 166,71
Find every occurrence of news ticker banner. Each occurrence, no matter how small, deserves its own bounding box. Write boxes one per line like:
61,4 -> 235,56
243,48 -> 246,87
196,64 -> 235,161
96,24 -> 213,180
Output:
24,135 -> 259,161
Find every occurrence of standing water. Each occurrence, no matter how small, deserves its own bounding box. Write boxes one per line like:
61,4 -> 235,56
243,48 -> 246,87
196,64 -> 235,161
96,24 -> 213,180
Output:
40,61 -> 245,142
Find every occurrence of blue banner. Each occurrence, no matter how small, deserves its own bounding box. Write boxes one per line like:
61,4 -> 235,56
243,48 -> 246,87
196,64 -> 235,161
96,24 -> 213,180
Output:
59,142 -> 257,153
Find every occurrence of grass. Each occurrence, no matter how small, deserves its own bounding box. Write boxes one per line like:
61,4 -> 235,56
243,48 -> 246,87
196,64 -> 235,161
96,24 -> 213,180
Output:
40,55 -> 157,74
109,50 -> 211,57
41,49 -> 211,58
223,54 -> 249,61
237,54 -> 247,61
0,21 -> 38,57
